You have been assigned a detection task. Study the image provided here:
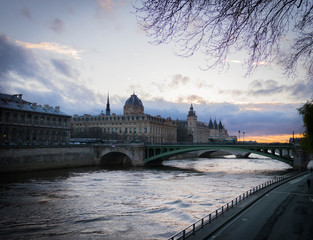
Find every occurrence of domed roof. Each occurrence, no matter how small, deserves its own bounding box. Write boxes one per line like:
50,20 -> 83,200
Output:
125,93 -> 143,107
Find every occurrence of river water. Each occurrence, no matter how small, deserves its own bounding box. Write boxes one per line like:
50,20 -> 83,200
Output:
0,155 -> 292,240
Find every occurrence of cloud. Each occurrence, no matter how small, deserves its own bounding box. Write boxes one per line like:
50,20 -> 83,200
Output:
220,79 -> 313,102
49,18 -> 64,33
97,0 -> 113,12
21,6 -> 32,20
15,40 -> 82,59
169,74 -> 190,87
0,34 -> 38,78
252,61 -> 270,66
137,96 -> 303,138
0,33 -> 105,115
51,58 -> 79,78
152,74 -> 211,93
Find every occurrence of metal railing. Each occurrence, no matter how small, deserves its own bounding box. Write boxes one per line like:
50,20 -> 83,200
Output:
168,171 -> 301,240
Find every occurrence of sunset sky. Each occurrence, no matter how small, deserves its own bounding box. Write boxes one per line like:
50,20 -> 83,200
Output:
0,0 -> 312,142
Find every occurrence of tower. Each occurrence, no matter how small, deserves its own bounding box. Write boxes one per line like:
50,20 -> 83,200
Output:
106,93 -> 110,116
187,104 -> 197,142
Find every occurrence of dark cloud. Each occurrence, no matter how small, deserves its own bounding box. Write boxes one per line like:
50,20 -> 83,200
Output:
0,33 -> 38,79
222,79 -> 313,101
0,34 -> 106,115
49,18 -> 64,33
51,58 -> 78,78
140,98 -> 303,138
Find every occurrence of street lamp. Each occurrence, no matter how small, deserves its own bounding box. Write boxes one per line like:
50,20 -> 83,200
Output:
243,132 -> 245,142
238,130 -> 240,142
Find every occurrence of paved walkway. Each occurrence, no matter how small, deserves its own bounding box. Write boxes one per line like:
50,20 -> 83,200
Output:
186,171 -> 313,240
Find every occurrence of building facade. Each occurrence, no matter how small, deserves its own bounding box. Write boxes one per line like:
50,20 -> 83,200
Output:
71,93 -> 177,143
186,104 -> 229,143
0,93 -> 71,145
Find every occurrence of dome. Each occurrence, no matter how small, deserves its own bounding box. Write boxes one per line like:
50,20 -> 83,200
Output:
125,93 -> 143,107
123,93 -> 144,115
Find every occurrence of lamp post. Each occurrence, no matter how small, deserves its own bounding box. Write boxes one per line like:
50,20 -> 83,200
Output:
243,132 -> 245,142
238,130 -> 241,142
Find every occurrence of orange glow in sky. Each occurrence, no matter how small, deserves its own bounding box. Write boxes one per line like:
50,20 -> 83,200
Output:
243,133 -> 303,143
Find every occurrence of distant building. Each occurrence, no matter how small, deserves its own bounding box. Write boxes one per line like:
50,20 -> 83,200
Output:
71,93 -> 177,143
177,104 -> 230,143
0,93 -> 71,145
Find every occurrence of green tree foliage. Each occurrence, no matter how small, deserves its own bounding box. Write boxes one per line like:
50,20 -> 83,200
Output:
298,99 -> 313,153
135,0 -> 312,80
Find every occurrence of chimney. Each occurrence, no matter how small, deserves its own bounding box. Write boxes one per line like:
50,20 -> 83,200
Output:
44,104 -> 49,110
32,102 -> 37,108
13,94 -> 23,99
55,106 -> 60,112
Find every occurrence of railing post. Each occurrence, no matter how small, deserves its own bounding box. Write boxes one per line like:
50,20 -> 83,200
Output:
193,223 -> 195,234
222,206 -> 224,214
201,218 -> 204,228
183,230 -> 185,239
216,209 -> 218,218
209,213 -> 211,223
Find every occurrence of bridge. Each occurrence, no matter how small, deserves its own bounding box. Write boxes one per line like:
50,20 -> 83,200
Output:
0,143 -> 307,173
144,144 -> 293,165
93,142 -> 307,169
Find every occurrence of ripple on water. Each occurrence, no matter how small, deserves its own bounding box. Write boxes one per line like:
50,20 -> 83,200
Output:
0,158 -> 292,240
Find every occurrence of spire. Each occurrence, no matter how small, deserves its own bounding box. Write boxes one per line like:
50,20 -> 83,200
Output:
188,103 -> 196,117
214,119 -> 218,129
219,120 -> 223,130
106,93 -> 110,116
209,118 -> 214,129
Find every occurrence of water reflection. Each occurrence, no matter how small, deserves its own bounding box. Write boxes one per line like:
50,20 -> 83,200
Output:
0,157 -> 292,239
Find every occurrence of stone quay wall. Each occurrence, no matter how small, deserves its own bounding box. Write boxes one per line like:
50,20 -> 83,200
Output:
0,145 -> 95,173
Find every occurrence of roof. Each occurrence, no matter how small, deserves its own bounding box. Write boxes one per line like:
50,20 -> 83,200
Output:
124,93 -> 143,107
0,93 -> 70,117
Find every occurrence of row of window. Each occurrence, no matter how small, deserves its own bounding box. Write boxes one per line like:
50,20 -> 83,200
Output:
0,111 -> 69,128
1,127 -> 69,144
76,126 -> 176,135
73,115 -> 167,123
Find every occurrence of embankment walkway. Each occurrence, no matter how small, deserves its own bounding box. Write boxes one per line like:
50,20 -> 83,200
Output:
169,171 -> 313,240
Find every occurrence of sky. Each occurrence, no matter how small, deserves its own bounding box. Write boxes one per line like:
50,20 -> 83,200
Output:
0,0 -> 312,142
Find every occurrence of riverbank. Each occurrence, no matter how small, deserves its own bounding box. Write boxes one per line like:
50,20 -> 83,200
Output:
0,145 -> 95,173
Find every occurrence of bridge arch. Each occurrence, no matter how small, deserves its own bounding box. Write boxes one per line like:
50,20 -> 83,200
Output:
144,145 -> 293,166
100,151 -> 132,166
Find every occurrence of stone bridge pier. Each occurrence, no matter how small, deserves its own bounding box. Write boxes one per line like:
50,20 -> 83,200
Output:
93,143 -> 146,167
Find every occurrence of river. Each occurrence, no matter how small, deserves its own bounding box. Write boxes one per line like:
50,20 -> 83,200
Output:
0,155 -> 292,240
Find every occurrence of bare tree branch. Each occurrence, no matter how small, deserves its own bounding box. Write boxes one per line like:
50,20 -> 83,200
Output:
134,0 -> 313,80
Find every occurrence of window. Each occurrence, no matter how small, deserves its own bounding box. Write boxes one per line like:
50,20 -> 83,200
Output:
5,112 -> 10,123
13,113 -> 18,123
34,116 -> 39,125
125,128 -> 128,133
40,116 -> 44,125
20,114 -> 25,124
134,128 -> 136,133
